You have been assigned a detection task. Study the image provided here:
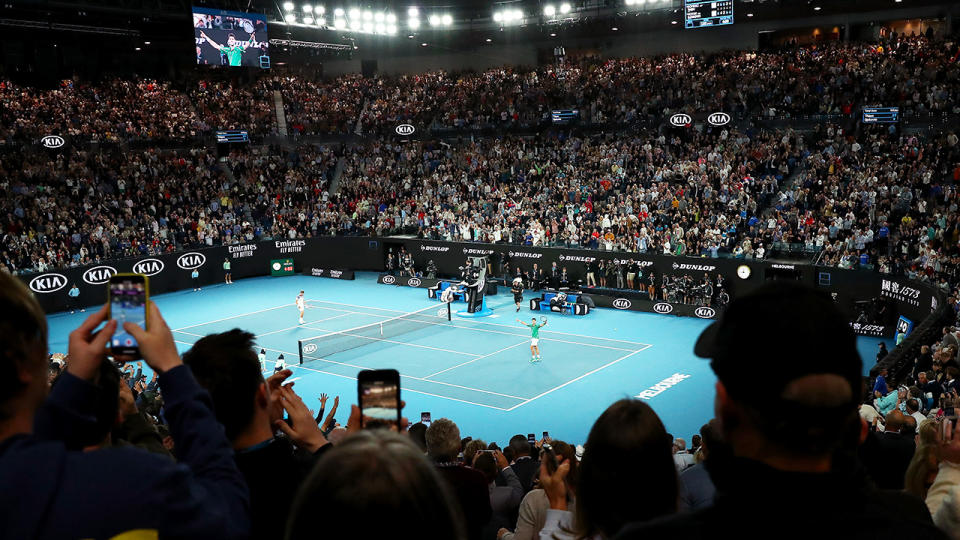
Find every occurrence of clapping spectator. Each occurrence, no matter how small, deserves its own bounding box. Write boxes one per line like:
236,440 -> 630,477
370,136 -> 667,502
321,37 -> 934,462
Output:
183,329 -> 331,540
539,400 -> 676,539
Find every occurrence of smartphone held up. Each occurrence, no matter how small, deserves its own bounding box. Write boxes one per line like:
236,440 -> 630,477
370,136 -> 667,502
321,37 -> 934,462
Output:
358,369 -> 402,430
107,274 -> 149,359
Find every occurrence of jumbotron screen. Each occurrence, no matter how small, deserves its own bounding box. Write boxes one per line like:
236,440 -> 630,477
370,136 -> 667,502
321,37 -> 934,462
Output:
193,7 -> 270,68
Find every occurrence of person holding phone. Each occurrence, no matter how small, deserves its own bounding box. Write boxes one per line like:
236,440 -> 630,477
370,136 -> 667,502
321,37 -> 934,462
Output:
0,273 -> 250,538
517,317 -> 546,363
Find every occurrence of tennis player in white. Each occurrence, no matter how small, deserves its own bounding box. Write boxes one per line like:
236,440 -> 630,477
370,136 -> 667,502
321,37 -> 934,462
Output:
296,290 -> 305,324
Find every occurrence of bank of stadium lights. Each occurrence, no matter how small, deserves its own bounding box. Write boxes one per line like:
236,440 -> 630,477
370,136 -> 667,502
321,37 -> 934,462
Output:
285,13 -> 296,22
427,14 -> 453,27
543,3 -> 571,19
493,9 -> 523,25
284,2 -> 294,10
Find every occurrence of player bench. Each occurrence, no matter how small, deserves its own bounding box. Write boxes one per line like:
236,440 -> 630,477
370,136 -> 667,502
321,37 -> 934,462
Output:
427,280 -> 466,302
529,291 -> 590,315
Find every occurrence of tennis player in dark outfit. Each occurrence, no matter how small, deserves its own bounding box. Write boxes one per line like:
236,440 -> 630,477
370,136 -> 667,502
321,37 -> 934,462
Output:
511,278 -> 524,312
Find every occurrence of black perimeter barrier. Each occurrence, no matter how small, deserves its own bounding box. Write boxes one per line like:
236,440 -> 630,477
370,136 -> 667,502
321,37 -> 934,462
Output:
19,237 -> 946,367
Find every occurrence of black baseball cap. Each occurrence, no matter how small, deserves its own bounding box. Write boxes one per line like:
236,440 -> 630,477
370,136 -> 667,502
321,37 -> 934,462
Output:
694,281 -> 862,408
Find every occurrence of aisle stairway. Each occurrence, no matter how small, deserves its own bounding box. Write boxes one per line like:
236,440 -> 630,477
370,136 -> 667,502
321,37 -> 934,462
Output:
273,90 -> 288,136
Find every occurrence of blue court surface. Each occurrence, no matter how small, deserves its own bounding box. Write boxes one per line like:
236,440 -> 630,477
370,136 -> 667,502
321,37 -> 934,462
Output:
46,272 -> 889,445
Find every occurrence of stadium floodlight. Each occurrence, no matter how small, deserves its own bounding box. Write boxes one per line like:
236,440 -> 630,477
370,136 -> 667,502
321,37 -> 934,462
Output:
363,21 -> 373,32
625,0 -> 634,5
283,2 -> 295,11
428,14 -> 440,26
387,24 -> 397,34
543,5 -> 555,17
363,10 -> 373,20
493,11 -> 503,22
386,13 -> 397,23
408,7 -> 418,17
349,8 -> 360,19
335,17 -> 347,28
559,3 -> 571,13
408,18 -> 420,28
375,12 -> 385,21
375,22 -> 385,33
441,13 -> 452,25
285,13 -> 297,22
316,17 -> 326,25
334,7 -> 344,16
351,19 -> 362,29
317,5 -> 325,13
303,5 -> 313,13
513,9 -> 523,21
303,15 -> 314,23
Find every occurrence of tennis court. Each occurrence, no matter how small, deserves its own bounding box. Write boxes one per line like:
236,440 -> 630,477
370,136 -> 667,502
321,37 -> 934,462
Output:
175,299 -> 651,411
49,271 -> 894,444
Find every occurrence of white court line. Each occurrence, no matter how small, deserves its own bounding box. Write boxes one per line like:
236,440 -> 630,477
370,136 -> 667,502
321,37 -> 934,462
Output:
423,340 -> 529,379
174,330 -> 206,338
505,344 -> 653,411
174,339 -> 518,410
308,297 -> 652,348
444,323 -> 639,352
302,330 -> 481,357
173,303 -> 294,331
255,313 -> 354,338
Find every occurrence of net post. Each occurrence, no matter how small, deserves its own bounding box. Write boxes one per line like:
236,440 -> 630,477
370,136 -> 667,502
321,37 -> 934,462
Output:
297,340 -> 304,365
446,301 -> 452,321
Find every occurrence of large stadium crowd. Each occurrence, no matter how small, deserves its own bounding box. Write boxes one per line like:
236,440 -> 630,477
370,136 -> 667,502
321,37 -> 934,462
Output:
5,30 -> 960,539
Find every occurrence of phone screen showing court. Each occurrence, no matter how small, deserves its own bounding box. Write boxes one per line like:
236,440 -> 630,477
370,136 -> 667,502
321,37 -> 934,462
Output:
110,279 -> 146,350
360,380 -> 400,429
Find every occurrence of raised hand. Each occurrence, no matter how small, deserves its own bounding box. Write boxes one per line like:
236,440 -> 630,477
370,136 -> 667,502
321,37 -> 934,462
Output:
539,457 -> 571,510
122,301 -> 181,374
67,304 -> 116,380
274,384 -> 328,452
319,393 -> 329,407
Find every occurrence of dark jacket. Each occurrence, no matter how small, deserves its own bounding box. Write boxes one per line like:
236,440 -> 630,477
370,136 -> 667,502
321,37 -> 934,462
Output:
614,457 -> 946,540
235,437 -> 330,539
859,430 -> 917,490
510,456 -> 541,494
436,463 -> 493,540
0,366 -> 250,539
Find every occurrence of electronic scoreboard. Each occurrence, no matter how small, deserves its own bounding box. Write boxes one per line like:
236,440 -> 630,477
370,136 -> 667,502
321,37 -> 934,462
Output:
215,130 -> 250,143
862,107 -> 900,124
684,0 -> 734,29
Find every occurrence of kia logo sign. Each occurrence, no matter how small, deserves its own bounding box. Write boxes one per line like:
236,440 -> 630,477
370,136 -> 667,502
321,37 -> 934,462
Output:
41,135 -> 65,148
653,303 -> 674,314
395,124 -> 415,136
407,278 -> 422,287
707,112 -> 731,126
612,298 -> 632,310
669,113 -> 691,127
695,307 -> 717,319
176,252 -> 206,270
302,343 -> 318,354
29,273 -> 68,294
82,265 -> 117,285
133,258 -> 165,276
382,275 -> 396,284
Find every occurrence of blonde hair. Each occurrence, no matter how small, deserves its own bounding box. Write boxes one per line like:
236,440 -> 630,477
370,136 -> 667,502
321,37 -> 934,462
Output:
904,419 -> 941,499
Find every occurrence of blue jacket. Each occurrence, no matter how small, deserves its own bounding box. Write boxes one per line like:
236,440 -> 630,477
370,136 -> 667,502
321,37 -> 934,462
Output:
0,366 -> 250,539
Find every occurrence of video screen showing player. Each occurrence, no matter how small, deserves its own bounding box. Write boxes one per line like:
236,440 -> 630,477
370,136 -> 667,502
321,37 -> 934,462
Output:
193,7 -> 269,68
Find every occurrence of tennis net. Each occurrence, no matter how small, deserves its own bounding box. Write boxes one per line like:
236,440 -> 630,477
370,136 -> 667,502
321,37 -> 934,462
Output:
298,303 -> 451,365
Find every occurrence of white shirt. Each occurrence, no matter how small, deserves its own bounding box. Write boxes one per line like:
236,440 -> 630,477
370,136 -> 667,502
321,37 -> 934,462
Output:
296,296 -> 305,310
911,411 -> 928,426
859,404 -> 880,424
